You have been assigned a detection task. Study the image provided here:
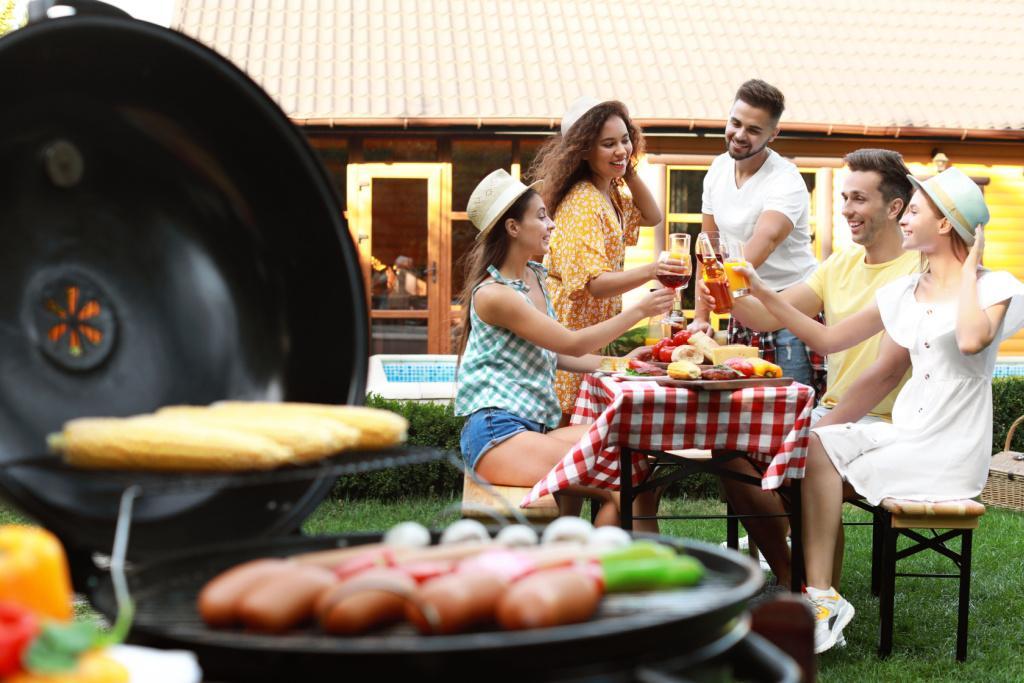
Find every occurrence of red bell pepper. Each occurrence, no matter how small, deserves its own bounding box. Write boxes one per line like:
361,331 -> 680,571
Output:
0,602 -> 39,676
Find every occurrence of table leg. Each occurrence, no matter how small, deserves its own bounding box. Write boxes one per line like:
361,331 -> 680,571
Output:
789,479 -> 804,593
619,446 -> 634,531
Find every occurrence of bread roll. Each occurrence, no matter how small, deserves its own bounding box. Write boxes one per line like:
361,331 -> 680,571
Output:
670,345 -> 704,364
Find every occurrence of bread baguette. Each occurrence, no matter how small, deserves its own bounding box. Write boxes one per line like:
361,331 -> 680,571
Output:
686,332 -> 719,363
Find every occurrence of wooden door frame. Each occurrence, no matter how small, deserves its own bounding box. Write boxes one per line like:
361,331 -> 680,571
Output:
346,163 -> 452,354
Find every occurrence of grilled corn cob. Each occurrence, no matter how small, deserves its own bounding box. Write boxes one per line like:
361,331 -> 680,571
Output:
51,416 -> 293,471
156,406 -> 359,462
211,402 -> 408,449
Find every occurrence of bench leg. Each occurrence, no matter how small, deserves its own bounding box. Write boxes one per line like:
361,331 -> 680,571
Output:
726,500 -> 740,549
870,507 -> 883,597
878,516 -> 897,658
619,447 -> 634,531
957,530 -> 973,662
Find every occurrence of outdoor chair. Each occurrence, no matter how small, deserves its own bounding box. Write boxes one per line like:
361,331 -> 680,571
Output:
848,497 -> 985,661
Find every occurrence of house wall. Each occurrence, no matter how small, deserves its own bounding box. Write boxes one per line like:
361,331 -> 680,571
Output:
304,128 -> 1024,356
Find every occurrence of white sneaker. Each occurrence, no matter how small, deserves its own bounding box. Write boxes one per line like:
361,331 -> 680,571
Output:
805,586 -> 855,654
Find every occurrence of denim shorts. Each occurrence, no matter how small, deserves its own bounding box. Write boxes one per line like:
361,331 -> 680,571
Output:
460,408 -> 548,471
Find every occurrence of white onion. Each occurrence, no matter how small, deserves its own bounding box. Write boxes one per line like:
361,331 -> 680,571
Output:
587,525 -> 632,550
540,516 -> 594,545
494,524 -> 539,548
383,521 -> 431,548
439,518 -> 491,545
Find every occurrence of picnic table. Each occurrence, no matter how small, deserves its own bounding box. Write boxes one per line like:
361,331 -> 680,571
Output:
523,373 -> 816,591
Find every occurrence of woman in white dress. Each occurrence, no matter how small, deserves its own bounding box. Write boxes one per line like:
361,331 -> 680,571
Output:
739,167 -> 1024,653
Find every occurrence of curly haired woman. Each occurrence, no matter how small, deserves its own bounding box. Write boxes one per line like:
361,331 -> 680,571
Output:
529,97 -> 677,416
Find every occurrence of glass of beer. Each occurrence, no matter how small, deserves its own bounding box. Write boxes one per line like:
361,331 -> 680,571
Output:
697,232 -> 733,314
657,233 -> 691,329
723,238 -> 751,298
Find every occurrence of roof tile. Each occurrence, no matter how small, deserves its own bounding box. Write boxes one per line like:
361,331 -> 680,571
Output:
175,0 -> 1024,131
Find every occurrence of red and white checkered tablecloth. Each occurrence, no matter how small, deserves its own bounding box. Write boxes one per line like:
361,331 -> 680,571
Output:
522,374 -> 815,507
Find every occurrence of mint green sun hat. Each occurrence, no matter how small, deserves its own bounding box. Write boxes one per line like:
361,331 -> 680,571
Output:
906,167 -> 990,246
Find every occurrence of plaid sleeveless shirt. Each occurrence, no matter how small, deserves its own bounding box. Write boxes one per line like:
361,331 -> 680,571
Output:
455,262 -> 562,428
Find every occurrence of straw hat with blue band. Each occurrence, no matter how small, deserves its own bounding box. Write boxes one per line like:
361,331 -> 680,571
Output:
467,169 -> 543,239
906,167 -> 990,246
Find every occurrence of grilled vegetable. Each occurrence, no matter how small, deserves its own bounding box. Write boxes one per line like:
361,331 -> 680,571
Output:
750,358 -> 783,378
51,416 -> 292,471
212,402 -> 408,448
667,360 -> 701,380
0,603 -> 39,677
156,406 -> 358,462
0,526 -> 73,622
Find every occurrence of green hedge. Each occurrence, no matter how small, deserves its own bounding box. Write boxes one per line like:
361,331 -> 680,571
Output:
332,377 -> 1024,500
331,396 -> 465,500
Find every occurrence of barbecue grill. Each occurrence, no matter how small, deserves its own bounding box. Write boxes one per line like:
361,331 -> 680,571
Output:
0,4 -> 800,681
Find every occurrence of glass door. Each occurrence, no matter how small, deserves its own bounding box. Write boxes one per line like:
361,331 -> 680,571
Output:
347,163 -> 451,354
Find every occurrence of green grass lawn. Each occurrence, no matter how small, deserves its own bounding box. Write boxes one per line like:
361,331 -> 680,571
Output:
3,496 -> 1020,682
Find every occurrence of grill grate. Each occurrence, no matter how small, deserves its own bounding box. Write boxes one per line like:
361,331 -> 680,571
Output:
2,446 -> 447,495
92,533 -> 761,665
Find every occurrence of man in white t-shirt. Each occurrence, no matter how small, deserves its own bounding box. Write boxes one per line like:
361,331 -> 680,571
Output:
691,79 -> 819,386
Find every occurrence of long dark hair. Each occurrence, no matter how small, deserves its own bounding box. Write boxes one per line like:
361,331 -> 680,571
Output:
455,188 -> 539,358
526,101 -> 644,216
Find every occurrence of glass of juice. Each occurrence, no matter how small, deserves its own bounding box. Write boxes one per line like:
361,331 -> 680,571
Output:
723,238 -> 751,298
645,316 -> 666,347
697,232 -> 733,314
657,233 -> 692,328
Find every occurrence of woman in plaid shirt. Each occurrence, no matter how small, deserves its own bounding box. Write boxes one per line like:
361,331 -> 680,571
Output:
454,169 -> 675,528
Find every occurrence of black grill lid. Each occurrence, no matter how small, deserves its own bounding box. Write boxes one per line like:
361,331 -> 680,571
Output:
0,4 -> 368,565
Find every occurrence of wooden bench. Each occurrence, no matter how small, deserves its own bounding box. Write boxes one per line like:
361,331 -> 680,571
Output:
460,473 -> 559,523
854,497 -> 986,661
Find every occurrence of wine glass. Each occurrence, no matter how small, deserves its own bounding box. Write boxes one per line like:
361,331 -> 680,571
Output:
657,233 -> 692,334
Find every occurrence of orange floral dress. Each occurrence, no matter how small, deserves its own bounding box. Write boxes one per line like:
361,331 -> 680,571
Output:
544,179 -> 642,413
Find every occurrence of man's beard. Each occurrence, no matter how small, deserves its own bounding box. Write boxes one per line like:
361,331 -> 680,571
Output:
727,138 -> 769,161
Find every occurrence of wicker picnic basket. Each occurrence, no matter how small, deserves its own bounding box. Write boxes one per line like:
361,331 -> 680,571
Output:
982,415 -> 1024,510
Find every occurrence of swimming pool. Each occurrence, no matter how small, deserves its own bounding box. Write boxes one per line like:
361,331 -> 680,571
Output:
366,355 -> 457,402
365,355 -> 1024,402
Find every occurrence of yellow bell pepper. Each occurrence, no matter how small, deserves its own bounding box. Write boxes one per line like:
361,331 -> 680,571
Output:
750,358 -> 783,378
0,526 -> 73,621
4,649 -> 129,683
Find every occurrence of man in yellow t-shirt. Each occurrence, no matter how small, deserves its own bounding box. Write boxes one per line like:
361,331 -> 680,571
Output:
709,149 -> 920,590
